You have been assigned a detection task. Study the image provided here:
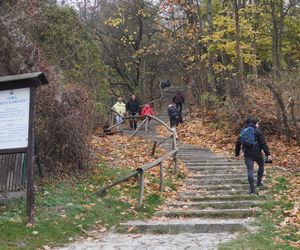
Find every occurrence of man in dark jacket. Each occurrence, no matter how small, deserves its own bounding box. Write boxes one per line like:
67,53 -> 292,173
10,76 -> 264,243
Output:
126,94 -> 139,130
167,104 -> 180,128
173,91 -> 185,114
235,117 -> 272,194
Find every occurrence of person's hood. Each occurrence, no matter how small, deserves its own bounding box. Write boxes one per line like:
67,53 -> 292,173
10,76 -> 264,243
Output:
246,123 -> 256,128
176,91 -> 181,95
246,117 -> 258,125
144,104 -> 151,108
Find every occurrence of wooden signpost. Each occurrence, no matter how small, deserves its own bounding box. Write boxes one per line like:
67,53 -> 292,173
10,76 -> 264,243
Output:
0,72 -> 49,223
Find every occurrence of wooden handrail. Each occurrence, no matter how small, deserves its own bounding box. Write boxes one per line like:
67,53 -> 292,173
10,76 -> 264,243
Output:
137,149 -> 178,172
146,115 -> 173,133
97,109 -> 180,208
94,170 -> 140,196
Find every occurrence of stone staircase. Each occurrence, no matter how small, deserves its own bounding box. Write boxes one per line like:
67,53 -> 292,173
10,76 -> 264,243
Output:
117,86 -> 264,248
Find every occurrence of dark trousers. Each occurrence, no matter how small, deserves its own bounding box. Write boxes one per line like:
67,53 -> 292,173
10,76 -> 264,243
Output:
176,103 -> 183,113
129,113 -> 138,129
170,117 -> 179,128
245,155 -> 264,192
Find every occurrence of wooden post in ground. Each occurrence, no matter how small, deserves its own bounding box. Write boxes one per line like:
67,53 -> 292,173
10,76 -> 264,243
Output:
145,116 -> 149,132
137,169 -> 145,208
151,141 -> 157,156
172,130 -> 179,174
174,152 -> 179,174
159,162 -> 164,192
110,112 -> 114,128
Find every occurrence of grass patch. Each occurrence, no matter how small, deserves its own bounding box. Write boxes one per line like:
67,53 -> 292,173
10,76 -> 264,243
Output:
0,163 -> 163,249
219,173 -> 300,250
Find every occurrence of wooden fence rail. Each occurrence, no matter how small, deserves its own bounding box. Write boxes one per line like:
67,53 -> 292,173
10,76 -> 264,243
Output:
95,114 -> 179,208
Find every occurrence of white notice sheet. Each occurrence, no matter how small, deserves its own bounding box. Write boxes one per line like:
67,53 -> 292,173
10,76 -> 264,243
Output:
0,88 -> 30,149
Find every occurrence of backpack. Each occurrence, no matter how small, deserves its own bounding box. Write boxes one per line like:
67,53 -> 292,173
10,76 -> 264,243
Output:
240,127 -> 257,148
172,109 -> 180,118
174,94 -> 184,103
168,106 -> 180,118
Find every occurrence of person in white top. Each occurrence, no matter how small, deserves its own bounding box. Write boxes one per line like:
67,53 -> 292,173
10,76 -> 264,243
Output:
112,97 -> 126,130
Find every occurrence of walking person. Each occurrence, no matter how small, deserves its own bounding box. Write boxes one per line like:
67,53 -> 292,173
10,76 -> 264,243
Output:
126,94 -> 140,130
235,117 -> 272,195
173,90 -> 185,114
167,104 -> 180,138
112,97 -> 126,131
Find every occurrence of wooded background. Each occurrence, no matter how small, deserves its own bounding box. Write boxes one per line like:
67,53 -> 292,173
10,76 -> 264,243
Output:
0,0 -> 299,174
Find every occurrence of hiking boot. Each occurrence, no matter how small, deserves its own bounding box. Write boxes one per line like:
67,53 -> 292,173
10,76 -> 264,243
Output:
249,191 -> 257,195
257,183 -> 265,189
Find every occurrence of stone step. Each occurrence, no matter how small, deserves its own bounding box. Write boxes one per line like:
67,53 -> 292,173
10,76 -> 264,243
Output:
187,167 -> 245,173
178,194 -> 265,202
189,169 -> 247,175
167,200 -> 264,209
155,208 -> 259,218
179,189 -> 249,197
186,162 -> 244,166
118,218 -> 252,234
185,178 -> 248,185
189,174 -> 256,179
187,164 -> 244,169
184,184 -> 249,191
178,158 -> 240,163
179,157 -> 234,161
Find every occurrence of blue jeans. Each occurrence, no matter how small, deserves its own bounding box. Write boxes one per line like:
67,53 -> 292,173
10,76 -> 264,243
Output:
245,156 -> 264,192
115,115 -> 123,130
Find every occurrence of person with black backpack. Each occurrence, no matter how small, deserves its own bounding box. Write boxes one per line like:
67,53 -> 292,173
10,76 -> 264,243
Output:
173,90 -> 185,114
167,104 -> 180,127
235,117 -> 272,195
167,104 -> 180,138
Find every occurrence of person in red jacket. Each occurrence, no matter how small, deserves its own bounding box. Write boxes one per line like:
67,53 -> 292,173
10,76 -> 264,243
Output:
141,104 -> 154,117
141,104 -> 154,132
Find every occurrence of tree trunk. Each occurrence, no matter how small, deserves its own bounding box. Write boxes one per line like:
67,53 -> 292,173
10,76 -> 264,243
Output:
270,1 -> 280,80
233,0 -> 244,103
251,40 -> 259,81
266,83 -> 291,142
288,97 -> 300,145
207,0 -> 215,92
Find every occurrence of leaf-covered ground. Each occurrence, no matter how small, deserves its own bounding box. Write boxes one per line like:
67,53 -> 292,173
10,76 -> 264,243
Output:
92,134 -> 188,207
0,134 -> 188,249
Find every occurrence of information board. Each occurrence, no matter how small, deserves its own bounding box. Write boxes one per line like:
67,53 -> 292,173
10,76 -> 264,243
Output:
0,88 -> 30,149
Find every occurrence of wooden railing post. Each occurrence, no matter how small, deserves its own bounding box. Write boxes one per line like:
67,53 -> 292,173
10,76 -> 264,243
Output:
145,116 -> 149,132
137,169 -> 145,208
151,141 -> 157,156
174,153 -> 179,174
110,112 -> 114,127
160,161 -> 164,192
172,130 -> 179,174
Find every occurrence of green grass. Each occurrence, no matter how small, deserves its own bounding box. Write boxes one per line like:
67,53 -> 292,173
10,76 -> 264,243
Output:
218,174 -> 300,250
0,163 -> 163,249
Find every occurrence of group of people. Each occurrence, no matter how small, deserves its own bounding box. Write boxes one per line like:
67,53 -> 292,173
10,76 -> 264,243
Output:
111,94 -> 154,131
111,91 -> 186,131
168,90 -> 185,128
112,91 -> 272,195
